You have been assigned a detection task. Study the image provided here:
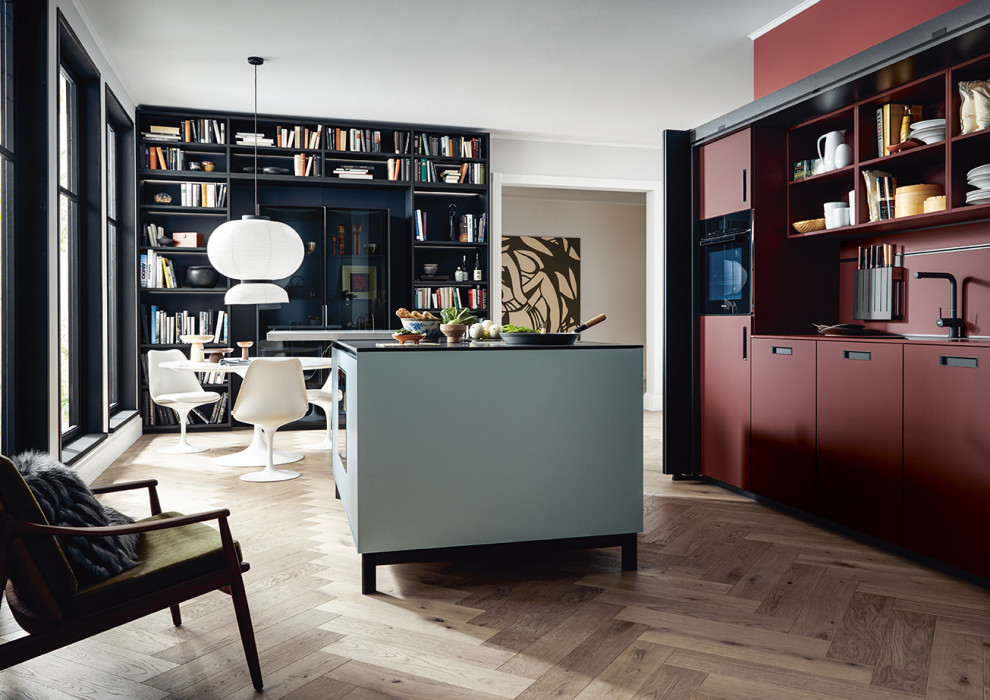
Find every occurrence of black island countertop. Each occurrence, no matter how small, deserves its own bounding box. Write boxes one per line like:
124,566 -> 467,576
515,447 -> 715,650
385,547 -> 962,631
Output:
332,339 -> 643,353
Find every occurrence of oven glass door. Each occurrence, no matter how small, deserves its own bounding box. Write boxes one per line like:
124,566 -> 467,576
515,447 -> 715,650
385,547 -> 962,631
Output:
701,239 -> 750,314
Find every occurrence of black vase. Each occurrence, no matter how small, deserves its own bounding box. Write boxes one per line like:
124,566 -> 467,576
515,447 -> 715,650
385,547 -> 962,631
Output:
185,266 -> 219,288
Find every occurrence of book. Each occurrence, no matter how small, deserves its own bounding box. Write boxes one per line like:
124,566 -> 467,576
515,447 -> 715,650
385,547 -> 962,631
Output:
213,310 -> 226,343
149,125 -> 180,135
879,104 -> 922,156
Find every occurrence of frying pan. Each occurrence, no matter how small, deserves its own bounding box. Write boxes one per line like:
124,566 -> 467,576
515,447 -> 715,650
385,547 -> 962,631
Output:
501,314 -> 606,346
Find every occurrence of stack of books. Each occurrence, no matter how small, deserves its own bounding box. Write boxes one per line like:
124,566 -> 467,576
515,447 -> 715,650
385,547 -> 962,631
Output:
235,132 -> 274,146
141,125 -> 181,142
333,165 -> 372,180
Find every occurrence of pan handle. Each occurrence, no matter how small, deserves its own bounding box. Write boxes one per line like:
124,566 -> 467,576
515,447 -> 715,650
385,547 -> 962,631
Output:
574,313 -> 607,333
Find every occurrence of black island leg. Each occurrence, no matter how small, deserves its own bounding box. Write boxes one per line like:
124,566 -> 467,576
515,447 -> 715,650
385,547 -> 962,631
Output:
361,553 -> 377,594
621,533 -> 637,571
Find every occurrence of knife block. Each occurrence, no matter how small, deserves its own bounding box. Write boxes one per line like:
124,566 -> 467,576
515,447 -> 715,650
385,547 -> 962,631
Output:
853,266 -> 903,321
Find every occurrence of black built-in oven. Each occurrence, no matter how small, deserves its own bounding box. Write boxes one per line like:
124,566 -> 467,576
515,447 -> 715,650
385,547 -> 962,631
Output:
698,211 -> 751,315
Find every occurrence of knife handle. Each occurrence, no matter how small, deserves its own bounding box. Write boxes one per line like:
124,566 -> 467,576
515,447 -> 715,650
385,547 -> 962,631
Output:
575,314 -> 607,333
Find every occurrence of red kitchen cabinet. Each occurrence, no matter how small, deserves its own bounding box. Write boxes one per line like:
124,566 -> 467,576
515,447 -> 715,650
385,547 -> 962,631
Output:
903,345 -> 990,579
698,128 -> 751,220
816,341 -> 902,545
700,315 -> 751,489
750,338 -> 816,511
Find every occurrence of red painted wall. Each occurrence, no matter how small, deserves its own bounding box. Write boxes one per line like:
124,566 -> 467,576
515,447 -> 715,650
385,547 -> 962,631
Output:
753,0 -> 970,99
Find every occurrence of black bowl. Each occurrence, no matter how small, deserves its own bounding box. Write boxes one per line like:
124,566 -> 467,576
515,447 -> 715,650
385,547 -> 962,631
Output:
185,266 -> 219,288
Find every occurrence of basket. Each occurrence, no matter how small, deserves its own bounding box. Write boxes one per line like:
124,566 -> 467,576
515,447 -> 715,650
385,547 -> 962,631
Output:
792,217 -> 826,234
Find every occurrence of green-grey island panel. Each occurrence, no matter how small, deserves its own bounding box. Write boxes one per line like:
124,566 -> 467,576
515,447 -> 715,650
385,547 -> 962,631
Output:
330,340 -> 644,591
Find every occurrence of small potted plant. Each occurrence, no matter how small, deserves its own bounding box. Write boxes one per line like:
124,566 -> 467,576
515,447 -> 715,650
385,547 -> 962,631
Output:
439,307 -> 477,343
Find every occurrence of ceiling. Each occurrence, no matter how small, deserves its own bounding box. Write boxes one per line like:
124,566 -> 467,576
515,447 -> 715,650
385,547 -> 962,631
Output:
74,0 -> 807,148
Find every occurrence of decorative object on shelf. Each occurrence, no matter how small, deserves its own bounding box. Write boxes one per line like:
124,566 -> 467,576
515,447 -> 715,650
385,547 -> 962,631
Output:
207,348 -> 234,363
834,143 -> 852,169
185,265 -> 219,288
208,56 -> 304,305
286,275 -> 317,299
237,341 -> 253,360
305,241 -> 316,255
172,231 -> 204,247
816,130 -> 846,172
422,263 -> 438,276
188,162 -> 202,171
156,235 -> 173,247
363,243 -> 377,254
154,192 -> 172,204
448,203 -> 457,241
201,161 -> 215,172
791,218 -> 826,234
181,334 -> 215,363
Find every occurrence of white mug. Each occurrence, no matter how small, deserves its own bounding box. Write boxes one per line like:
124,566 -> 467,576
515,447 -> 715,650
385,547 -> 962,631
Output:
824,202 -> 849,229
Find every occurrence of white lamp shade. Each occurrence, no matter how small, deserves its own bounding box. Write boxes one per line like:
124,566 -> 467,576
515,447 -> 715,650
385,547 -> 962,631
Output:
208,216 -> 304,282
224,282 -> 290,305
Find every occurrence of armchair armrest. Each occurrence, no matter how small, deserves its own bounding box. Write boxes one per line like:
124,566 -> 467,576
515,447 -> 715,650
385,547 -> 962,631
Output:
12,509 -> 231,538
91,479 -> 161,515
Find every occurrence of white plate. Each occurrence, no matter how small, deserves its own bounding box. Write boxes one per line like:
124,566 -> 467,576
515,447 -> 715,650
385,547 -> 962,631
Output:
968,174 -> 990,189
909,119 -> 946,131
967,163 -> 990,179
965,190 -> 990,204
914,132 -> 945,145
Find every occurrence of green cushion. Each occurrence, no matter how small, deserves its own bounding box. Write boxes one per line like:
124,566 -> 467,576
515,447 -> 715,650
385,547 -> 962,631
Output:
0,455 -> 77,619
70,512 -> 243,617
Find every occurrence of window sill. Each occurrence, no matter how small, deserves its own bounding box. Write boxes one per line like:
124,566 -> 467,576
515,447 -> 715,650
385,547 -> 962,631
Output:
109,409 -> 139,432
61,433 -> 107,466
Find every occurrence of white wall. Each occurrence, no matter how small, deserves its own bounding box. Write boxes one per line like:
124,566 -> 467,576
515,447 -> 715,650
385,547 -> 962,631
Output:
492,137 -> 662,181
500,192 -> 647,370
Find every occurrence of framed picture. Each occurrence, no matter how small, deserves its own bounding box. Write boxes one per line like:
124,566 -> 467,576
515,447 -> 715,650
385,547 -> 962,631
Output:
342,265 -> 377,299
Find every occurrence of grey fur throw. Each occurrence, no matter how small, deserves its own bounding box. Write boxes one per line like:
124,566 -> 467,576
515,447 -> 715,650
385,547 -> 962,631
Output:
13,450 -> 141,586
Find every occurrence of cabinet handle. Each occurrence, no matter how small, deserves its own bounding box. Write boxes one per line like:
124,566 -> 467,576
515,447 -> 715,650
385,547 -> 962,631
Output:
939,355 -> 978,369
771,346 -> 792,355
843,350 -> 871,361
742,326 -> 747,361
742,168 -> 748,203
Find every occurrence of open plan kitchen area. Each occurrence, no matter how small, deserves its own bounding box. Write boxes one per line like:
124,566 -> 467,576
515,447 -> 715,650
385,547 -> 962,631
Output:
2,1 -> 990,698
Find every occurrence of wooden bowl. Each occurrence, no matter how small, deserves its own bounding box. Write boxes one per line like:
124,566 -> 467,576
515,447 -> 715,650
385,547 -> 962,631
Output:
391,333 -> 422,346
792,218 -> 826,234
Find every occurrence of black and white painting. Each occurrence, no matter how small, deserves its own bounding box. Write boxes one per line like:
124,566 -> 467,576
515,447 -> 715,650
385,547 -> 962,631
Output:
501,236 -> 580,331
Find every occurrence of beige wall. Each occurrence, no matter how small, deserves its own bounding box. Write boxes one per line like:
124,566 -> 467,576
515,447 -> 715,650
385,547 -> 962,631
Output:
501,191 -> 647,370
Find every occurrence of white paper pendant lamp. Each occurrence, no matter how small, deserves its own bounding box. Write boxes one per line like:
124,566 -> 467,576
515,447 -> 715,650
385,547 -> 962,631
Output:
208,56 -> 303,305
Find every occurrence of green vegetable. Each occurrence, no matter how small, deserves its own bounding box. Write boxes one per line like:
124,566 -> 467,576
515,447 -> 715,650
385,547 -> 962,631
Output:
501,324 -> 538,333
393,329 -> 423,336
440,307 -> 477,326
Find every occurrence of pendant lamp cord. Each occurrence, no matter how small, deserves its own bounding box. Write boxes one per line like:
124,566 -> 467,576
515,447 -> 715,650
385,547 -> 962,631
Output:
252,59 -> 259,216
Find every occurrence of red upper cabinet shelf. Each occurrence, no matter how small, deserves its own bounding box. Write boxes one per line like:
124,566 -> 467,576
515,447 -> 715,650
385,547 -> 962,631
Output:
698,128 -> 751,220
783,53 -> 990,240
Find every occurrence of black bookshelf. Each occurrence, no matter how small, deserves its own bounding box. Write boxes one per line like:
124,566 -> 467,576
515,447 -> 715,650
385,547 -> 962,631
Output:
136,106 -> 490,433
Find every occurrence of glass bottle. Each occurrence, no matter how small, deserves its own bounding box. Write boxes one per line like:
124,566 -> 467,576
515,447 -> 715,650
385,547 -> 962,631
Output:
455,257 -> 466,282
473,254 -> 482,281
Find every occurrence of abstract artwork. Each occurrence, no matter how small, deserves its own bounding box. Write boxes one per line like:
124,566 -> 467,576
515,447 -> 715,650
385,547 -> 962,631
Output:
501,236 -> 580,331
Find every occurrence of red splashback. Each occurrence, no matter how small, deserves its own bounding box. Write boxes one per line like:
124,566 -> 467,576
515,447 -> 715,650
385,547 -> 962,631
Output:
837,222 -> 990,337
754,0 -> 969,99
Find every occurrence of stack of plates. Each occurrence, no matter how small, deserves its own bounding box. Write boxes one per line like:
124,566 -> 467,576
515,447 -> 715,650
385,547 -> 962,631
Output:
909,118 -> 946,144
967,163 -> 990,206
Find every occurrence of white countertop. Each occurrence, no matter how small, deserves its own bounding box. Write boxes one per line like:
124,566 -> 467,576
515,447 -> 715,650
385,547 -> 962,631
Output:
266,329 -> 395,342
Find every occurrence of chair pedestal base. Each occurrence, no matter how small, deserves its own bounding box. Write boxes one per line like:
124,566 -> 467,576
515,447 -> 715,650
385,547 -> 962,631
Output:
214,426 -> 303,467
159,442 -> 209,454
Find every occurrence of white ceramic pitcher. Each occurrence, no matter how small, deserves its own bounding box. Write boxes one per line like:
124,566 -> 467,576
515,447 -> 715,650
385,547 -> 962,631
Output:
817,130 -> 847,172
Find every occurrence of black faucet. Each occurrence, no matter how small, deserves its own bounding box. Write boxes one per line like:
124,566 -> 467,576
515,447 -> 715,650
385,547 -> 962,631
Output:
914,271 -> 964,338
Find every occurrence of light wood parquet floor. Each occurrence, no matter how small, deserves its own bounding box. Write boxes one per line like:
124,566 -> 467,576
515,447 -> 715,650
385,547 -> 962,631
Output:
3,412 -> 989,698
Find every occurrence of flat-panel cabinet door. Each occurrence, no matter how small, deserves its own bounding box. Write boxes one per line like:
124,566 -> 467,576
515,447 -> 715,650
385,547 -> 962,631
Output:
698,128 -> 751,220
700,315 -> 751,489
904,345 -> 990,578
816,341 -> 902,544
750,338 -> 816,511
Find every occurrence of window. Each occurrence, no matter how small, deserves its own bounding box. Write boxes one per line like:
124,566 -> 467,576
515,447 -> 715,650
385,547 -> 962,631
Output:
0,0 -> 11,450
57,67 -> 80,437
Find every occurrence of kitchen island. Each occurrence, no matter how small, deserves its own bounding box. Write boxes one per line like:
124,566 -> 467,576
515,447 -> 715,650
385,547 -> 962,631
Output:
330,338 -> 644,593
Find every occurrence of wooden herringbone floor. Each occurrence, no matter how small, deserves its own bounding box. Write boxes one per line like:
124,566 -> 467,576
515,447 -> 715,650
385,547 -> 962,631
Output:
3,412 -> 989,698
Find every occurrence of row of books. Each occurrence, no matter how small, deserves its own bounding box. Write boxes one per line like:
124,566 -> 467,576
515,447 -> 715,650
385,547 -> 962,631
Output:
293,153 -> 321,177
143,391 -> 228,426
143,223 -> 166,247
413,209 -> 428,241
142,120 -> 225,144
140,250 -> 182,288
143,146 -> 213,171
177,182 -> 227,208
416,134 -> 483,159
876,104 -> 922,157
414,286 -> 487,310
416,160 -> 485,185
328,127 -> 390,153
142,305 -> 227,345
277,124 -> 322,150
412,211 -> 487,242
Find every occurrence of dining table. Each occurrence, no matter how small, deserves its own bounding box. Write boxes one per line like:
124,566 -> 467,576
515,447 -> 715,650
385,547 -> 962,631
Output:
160,356 -> 333,467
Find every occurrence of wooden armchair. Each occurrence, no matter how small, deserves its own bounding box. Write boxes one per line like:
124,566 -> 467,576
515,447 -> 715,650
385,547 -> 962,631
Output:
0,455 -> 262,690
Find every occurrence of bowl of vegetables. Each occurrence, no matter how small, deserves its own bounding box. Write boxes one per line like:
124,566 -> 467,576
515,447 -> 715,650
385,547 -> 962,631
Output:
391,329 -> 424,345
439,307 -> 478,343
